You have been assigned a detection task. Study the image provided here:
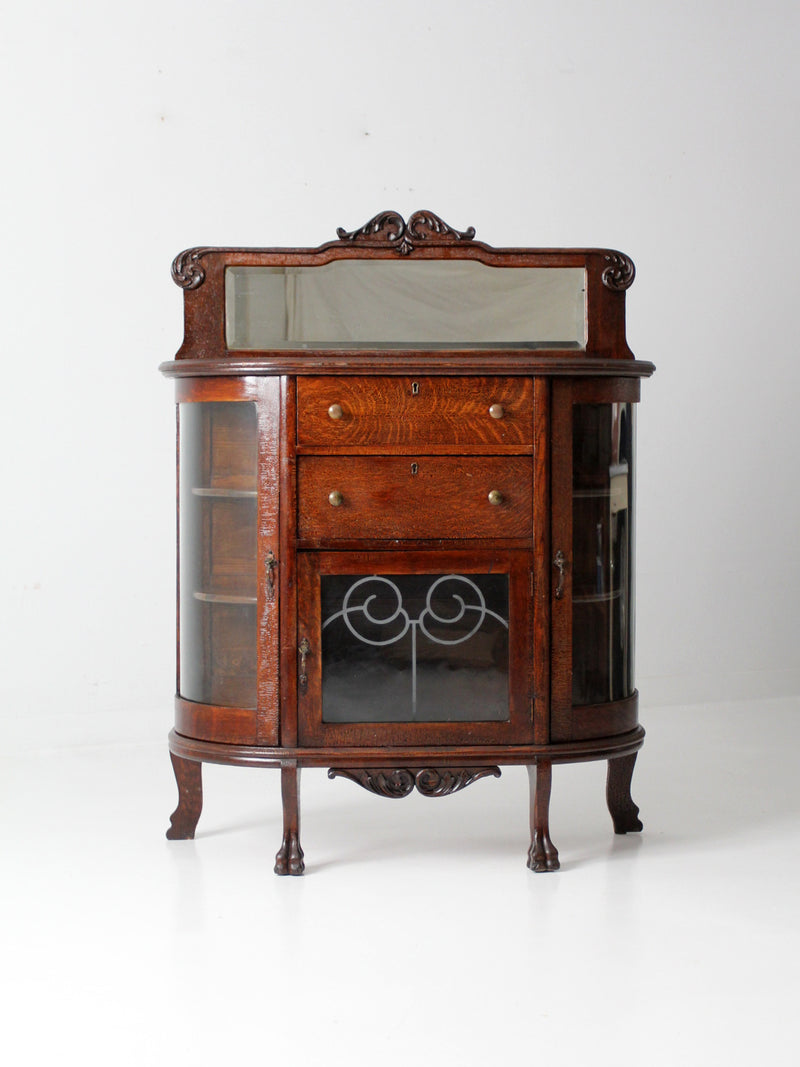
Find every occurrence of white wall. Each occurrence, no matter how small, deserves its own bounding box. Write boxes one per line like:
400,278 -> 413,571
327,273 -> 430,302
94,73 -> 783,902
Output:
2,0 -> 798,747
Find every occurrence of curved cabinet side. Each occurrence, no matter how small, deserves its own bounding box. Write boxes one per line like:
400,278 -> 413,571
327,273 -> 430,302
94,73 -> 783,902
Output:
549,691 -> 638,744
174,376 -> 281,747
175,696 -> 259,746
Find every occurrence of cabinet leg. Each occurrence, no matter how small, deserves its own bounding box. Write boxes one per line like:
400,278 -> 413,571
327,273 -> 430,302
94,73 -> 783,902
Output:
606,753 -> 644,834
274,761 -> 305,876
166,752 -> 203,840
527,761 -> 560,872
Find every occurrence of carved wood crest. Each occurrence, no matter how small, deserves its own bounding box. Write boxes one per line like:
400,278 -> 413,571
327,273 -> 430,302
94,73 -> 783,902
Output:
336,210 -> 476,256
328,766 -> 501,798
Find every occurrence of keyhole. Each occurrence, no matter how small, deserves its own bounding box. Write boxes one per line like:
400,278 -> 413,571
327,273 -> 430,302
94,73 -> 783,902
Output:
410,462 -> 419,475
411,381 -> 420,395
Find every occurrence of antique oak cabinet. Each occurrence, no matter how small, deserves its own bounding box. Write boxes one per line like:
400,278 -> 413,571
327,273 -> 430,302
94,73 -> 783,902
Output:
162,210 -> 654,873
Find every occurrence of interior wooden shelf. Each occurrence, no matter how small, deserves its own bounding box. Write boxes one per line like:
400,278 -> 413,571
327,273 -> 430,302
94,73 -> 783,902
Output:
193,591 -> 258,605
573,590 -> 621,604
191,487 -> 257,498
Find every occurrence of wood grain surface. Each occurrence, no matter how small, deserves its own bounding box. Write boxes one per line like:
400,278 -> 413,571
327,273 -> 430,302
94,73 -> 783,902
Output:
297,376 -> 534,447
297,455 -> 533,540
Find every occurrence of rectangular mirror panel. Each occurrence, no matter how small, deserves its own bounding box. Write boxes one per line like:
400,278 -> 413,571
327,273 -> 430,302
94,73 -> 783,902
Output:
226,261 -> 586,349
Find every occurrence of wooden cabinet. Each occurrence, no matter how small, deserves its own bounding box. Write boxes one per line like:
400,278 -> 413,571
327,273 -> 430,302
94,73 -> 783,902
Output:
163,211 -> 654,873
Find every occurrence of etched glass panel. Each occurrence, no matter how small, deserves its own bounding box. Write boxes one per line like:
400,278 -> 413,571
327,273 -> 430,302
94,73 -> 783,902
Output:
226,262 -> 586,350
179,402 -> 258,708
572,403 -> 635,705
321,573 -> 510,723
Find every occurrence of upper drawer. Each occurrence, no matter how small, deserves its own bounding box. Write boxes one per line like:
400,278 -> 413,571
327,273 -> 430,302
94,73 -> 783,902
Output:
297,376 -> 533,448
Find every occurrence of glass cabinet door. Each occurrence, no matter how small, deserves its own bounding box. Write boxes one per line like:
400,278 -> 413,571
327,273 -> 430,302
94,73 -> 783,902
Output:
550,381 -> 638,742
297,550 -> 535,745
179,401 -> 258,708
571,402 -> 634,705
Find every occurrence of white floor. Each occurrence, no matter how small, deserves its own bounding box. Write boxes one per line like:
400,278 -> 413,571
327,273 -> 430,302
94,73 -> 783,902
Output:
2,698 -> 798,1066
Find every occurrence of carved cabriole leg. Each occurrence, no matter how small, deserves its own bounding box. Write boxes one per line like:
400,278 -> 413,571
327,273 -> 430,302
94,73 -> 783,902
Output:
606,753 -> 644,834
274,761 -> 305,876
527,761 -> 560,872
166,752 -> 203,840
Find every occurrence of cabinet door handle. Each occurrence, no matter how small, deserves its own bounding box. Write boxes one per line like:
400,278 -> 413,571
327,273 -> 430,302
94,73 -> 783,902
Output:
298,638 -> 311,691
553,550 -> 567,600
266,550 -> 277,600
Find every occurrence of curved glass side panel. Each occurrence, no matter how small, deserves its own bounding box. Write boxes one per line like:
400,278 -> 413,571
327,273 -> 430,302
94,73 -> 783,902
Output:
572,404 -> 635,705
179,402 -> 258,708
321,573 -> 509,723
226,262 -> 586,350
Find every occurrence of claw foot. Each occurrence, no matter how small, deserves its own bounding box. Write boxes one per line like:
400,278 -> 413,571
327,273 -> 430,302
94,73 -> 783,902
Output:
274,832 -> 305,876
527,761 -> 560,873
527,831 -> 560,872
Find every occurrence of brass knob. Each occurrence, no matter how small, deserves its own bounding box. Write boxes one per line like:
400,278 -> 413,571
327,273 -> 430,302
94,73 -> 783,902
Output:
488,490 -> 504,506
328,403 -> 343,420
328,490 -> 344,507
489,403 -> 504,420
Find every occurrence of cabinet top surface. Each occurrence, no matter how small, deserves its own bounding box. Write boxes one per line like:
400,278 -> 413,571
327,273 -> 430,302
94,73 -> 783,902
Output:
166,210 -> 652,375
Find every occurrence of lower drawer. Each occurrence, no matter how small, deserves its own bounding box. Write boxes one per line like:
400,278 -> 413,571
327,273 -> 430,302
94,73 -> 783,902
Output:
297,456 -> 533,540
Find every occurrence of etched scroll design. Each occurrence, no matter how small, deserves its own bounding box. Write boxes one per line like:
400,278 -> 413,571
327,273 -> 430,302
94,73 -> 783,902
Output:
328,766 -> 501,798
324,574 -> 507,647
602,252 -> 636,291
323,574 -> 508,721
336,210 -> 476,256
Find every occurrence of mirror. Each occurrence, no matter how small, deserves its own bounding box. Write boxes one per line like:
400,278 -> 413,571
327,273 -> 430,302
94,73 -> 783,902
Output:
226,260 -> 586,350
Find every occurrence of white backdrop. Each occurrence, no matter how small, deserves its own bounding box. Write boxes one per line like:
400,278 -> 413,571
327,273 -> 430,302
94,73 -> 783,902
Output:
2,0 -> 798,748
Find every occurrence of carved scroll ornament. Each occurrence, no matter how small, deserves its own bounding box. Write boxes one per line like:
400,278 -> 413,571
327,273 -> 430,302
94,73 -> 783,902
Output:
336,210 -> 476,256
171,247 -> 214,290
602,252 -> 636,291
328,766 -> 501,798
